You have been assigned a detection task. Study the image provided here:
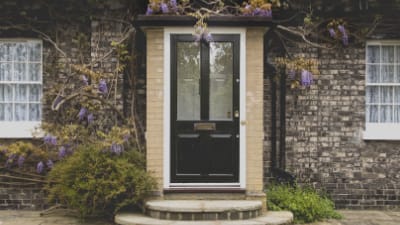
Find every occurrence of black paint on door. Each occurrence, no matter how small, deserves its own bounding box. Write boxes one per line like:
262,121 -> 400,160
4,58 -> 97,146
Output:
171,34 -> 240,183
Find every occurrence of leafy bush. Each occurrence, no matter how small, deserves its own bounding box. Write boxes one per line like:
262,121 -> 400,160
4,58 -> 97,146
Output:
267,184 -> 342,223
46,143 -> 156,218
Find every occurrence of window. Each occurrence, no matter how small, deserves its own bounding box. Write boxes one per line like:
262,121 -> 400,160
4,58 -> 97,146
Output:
364,41 -> 400,139
0,40 -> 42,138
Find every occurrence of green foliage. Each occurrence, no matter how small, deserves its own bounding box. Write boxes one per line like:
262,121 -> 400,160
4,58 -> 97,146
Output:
46,143 -> 156,218
267,184 -> 342,223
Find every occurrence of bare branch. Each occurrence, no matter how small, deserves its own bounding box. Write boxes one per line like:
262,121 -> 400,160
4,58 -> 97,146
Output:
276,25 -> 334,49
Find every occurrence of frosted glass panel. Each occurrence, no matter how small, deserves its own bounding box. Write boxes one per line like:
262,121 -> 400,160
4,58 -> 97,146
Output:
367,46 -> 380,63
381,65 -> 394,83
382,46 -> 394,63
366,65 -> 379,83
177,42 -> 200,120
209,42 -> 233,120
397,46 -> 400,63
29,104 -> 41,121
367,105 -> 379,122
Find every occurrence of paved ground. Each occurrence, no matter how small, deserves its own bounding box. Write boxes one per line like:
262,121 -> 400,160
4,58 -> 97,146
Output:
0,210 -> 399,225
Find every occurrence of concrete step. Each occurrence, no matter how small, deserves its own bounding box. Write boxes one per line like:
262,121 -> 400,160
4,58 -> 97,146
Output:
145,200 -> 262,220
115,211 -> 293,225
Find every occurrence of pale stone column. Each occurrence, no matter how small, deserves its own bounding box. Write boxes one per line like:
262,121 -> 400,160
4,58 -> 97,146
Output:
246,27 -> 267,209
145,28 -> 164,197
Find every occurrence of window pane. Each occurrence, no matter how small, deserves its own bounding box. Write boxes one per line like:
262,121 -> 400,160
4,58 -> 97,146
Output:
367,105 -> 379,122
367,46 -> 380,63
381,65 -> 394,83
0,63 -> 12,81
395,87 -> 400,104
0,84 -> 13,102
2,43 -> 14,61
366,86 -> 379,103
29,103 -> 41,121
380,105 -> 393,123
15,84 -> 28,102
395,106 -> 400,123
380,86 -> 393,104
177,42 -> 200,120
0,44 -> 7,61
366,64 -> 379,83
13,43 -> 27,62
14,63 -> 27,81
15,103 -> 27,121
29,84 -> 41,102
28,42 -> 41,62
209,42 -> 233,121
0,103 -> 12,121
397,46 -> 400,63
382,46 -> 394,63
28,63 -> 41,81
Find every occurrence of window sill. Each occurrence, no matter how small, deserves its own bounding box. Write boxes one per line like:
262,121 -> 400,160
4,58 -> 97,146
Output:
364,123 -> 400,140
0,122 -> 43,138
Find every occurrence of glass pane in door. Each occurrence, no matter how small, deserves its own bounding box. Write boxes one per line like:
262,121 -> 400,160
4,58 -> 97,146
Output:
177,42 -> 200,120
209,42 -> 233,120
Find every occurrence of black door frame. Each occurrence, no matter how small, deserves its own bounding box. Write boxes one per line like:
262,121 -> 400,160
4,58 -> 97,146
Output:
170,34 -> 240,183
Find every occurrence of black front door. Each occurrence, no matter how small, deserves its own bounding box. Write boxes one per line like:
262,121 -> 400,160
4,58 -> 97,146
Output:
171,34 -> 240,183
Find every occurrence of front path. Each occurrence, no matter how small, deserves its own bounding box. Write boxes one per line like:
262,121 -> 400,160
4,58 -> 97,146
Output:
1,210 -> 400,225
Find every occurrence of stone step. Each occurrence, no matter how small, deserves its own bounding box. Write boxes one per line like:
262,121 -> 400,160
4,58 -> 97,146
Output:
115,211 -> 293,225
145,200 -> 262,220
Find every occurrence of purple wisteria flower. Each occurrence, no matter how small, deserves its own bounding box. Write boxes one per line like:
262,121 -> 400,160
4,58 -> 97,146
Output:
78,107 -> 87,120
82,75 -> 89,85
36,161 -> 44,174
110,143 -> 124,155
328,28 -> 336,38
58,146 -> 67,159
338,25 -> 348,46
123,134 -> 130,142
170,0 -> 178,13
160,3 -> 169,13
44,134 -> 57,145
5,154 -> 16,168
98,79 -> 108,94
145,6 -> 153,15
301,70 -> 313,87
87,113 -> 94,124
17,155 -> 25,168
46,160 -> 54,169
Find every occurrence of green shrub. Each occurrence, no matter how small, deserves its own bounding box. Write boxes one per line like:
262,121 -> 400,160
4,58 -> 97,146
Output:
267,184 -> 342,223
46,144 -> 156,218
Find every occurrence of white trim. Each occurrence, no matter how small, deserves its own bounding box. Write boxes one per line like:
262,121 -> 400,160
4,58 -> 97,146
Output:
0,122 -> 42,138
364,124 -> 400,140
163,27 -> 247,189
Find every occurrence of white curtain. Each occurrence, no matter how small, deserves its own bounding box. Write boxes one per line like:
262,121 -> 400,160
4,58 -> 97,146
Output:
0,41 -> 42,122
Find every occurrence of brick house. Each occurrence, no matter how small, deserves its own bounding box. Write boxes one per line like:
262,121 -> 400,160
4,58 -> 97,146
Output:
1,0 -> 400,214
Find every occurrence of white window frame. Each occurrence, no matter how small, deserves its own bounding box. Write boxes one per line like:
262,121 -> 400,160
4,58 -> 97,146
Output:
0,39 -> 43,138
163,27 -> 246,189
364,40 -> 400,140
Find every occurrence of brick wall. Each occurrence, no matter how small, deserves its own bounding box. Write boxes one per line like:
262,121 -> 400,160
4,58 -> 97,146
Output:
264,44 -> 400,209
